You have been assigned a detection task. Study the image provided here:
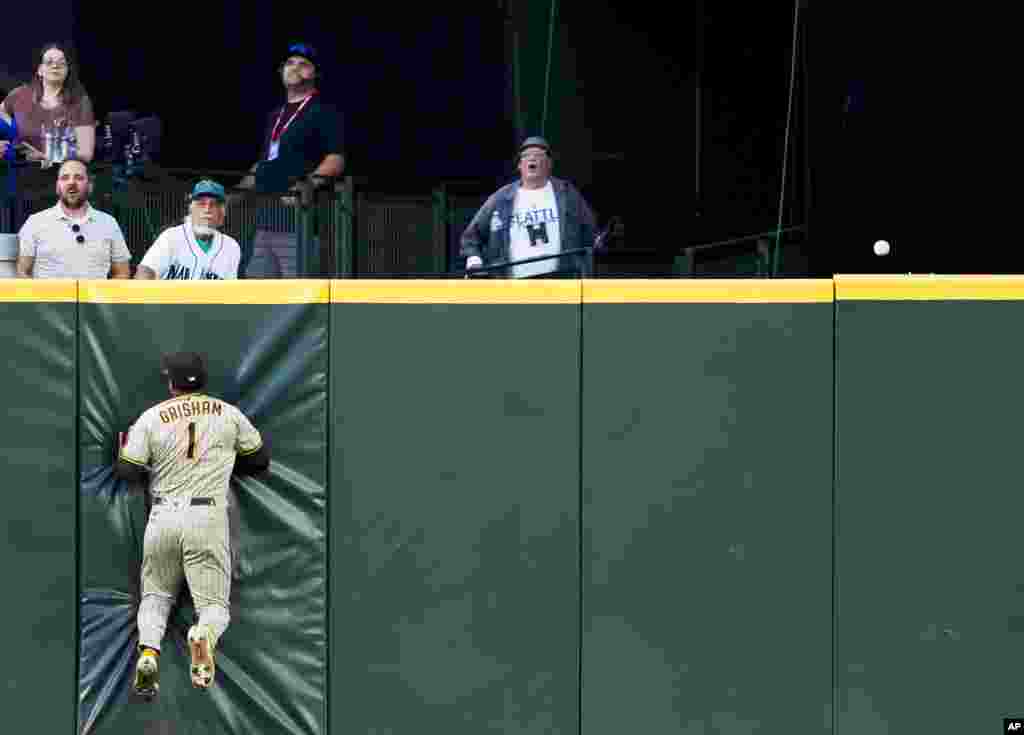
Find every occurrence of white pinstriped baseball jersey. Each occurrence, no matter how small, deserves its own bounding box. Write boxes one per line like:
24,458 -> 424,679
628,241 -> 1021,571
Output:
139,224 -> 241,280
120,392 -> 262,502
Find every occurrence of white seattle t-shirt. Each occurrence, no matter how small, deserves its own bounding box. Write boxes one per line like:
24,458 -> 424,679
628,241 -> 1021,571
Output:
508,182 -> 560,278
140,223 -> 241,280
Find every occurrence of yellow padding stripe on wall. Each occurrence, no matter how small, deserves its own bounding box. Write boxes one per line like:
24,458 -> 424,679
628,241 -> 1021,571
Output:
330,279 -> 582,304
583,279 -> 835,303
17,276 -> 1024,304
0,279 -> 77,302
79,280 -> 330,304
835,275 -> 1024,301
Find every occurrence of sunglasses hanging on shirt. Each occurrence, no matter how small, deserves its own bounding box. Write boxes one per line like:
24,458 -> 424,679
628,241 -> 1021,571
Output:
70,223 -> 84,244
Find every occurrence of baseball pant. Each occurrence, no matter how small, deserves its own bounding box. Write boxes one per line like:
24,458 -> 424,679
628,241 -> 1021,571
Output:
137,502 -> 231,651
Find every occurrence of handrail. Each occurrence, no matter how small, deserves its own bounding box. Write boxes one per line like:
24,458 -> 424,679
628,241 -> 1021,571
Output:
156,167 -> 251,180
687,224 -> 805,253
463,246 -> 594,277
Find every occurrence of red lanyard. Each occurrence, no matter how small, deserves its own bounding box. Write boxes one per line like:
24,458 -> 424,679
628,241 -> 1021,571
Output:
270,92 -> 316,143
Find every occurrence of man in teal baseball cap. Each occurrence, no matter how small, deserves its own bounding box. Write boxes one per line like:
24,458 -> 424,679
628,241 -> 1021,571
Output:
190,179 -> 225,202
134,178 -> 242,280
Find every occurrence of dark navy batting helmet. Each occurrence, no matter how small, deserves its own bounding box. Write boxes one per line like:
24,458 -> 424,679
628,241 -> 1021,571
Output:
160,352 -> 208,391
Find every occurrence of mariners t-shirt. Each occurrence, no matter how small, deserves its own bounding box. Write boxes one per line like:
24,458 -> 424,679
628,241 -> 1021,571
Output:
509,182 -> 560,278
140,224 -> 241,280
120,393 -> 263,503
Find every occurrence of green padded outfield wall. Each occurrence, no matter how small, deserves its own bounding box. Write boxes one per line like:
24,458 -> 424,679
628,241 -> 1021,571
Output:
834,276 -> 1024,734
76,280 -> 329,735
330,280 -> 582,734
18,274 -> 1024,734
0,281 -> 78,735
581,280 -> 836,734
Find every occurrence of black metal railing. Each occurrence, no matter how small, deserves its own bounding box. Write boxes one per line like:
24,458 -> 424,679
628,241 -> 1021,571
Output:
8,161 -> 810,279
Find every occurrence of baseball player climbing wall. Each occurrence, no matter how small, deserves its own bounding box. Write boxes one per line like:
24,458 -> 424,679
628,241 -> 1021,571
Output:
77,280 -> 328,734
118,351 -> 267,696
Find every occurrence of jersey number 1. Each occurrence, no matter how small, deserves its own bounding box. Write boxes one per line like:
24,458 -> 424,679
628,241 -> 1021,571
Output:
187,422 -> 197,459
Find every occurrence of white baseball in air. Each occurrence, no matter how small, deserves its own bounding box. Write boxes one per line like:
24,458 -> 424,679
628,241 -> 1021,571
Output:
873,240 -> 890,256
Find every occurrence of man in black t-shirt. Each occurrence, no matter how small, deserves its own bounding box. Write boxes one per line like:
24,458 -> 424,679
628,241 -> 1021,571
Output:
236,42 -> 345,275
240,42 -> 344,193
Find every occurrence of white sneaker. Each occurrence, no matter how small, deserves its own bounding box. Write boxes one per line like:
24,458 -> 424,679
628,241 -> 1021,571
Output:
187,625 -> 217,689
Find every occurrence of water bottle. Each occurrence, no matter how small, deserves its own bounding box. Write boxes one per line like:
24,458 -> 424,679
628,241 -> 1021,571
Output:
57,123 -> 69,162
126,130 -> 143,174
102,124 -> 114,160
42,123 -> 55,163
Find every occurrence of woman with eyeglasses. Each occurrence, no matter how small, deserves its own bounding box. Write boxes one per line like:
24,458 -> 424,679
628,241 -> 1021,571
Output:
0,41 -> 96,164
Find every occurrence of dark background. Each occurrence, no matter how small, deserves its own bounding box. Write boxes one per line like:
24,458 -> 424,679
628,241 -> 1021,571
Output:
697,1 -> 904,276
3,1 -> 641,232
69,4 -> 512,182
698,2 -> 868,276
11,3 -> 998,276
698,3 -> 1013,277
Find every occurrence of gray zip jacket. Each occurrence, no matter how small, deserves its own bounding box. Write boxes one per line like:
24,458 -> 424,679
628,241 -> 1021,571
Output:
460,176 -> 597,274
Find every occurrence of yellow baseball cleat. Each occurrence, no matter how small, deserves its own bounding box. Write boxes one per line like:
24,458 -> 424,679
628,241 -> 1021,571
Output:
188,625 -> 217,689
134,648 -> 159,699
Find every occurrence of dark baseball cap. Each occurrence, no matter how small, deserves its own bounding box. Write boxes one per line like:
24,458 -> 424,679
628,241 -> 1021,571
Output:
161,352 -> 208,391
284,42 -> 319,69
518,136 -> 552,159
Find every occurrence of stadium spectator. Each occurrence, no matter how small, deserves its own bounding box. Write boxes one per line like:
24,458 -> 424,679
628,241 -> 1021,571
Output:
16,159 -> 130,278
2,42 -> 96,164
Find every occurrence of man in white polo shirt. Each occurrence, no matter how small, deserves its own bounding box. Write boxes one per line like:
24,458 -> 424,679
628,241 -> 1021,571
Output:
16,159 -> 131,279
135,180 -> 241,281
